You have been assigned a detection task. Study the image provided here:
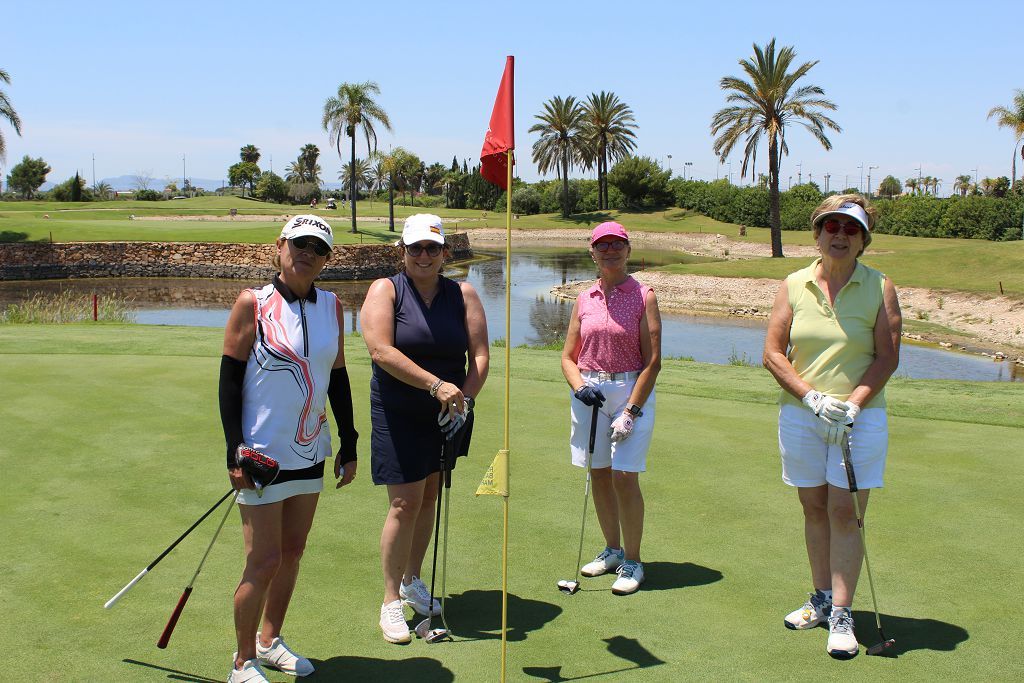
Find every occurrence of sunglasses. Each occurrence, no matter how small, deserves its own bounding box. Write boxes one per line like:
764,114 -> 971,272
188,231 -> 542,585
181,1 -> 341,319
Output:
821,219 -> 863,237
406,242 -> 443,257
593,239 -> 628,252
290,236 -> 331,257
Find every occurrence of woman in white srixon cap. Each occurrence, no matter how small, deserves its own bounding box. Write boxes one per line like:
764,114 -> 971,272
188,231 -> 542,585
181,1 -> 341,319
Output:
360,213 -> 489,643
560,221 -> 662,596
763,194 -> 902,659
219,215 -> 359,681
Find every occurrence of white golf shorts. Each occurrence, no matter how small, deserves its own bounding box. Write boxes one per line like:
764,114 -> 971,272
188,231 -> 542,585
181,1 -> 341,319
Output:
237,477 -> 323,506
570,373 -> 655,473
778,404 -> 888,489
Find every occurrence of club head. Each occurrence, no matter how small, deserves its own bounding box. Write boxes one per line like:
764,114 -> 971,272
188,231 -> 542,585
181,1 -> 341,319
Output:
557,579 -> 580,595
425,627 -> 451,643
866,638 -> 896,656
414,618 -> 431,640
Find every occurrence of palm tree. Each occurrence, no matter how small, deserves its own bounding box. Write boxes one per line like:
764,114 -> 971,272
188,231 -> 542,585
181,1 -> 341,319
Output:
299,144 -> 320,182
953,174 -> 973,197
92,181 -> 113,200
905,177 -> 918,195
582,91 -> 638,210
339,158 -> 373,200
322,81 -> 393,233
0,68 -> 23,164
987,89 -> 1024,185
930,177 -> 942,196
239,144 -> 260,164
711,39 -> 840,257
529,96 -> 588,218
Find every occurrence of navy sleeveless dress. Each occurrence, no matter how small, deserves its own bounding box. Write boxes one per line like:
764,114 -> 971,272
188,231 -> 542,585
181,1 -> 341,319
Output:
370,271 -> 475,484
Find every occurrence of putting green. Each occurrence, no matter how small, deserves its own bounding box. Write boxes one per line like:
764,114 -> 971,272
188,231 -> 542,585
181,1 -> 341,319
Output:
0,324 -> 1021,680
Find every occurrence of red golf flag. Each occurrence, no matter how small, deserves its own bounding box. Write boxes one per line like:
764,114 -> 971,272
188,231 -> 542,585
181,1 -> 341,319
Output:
480,56 -> 514,189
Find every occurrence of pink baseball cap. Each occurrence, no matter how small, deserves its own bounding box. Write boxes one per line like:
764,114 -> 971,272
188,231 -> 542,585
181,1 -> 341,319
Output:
590,221 -> 629,244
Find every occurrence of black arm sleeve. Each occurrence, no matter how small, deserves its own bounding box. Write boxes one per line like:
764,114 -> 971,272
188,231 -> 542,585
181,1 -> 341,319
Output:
328,366 -> 359,465
219,355 -> 247,469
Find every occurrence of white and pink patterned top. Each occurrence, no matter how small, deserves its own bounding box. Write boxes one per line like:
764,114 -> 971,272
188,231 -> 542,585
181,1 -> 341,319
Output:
576,276 -> 652,373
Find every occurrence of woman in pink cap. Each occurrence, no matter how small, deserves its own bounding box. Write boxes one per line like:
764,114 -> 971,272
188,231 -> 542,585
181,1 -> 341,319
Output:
763,194 -> 901,659
560,221 -> 662,595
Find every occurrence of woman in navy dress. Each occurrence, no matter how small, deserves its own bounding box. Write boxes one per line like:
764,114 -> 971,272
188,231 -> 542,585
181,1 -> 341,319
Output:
360,214 -> 489,643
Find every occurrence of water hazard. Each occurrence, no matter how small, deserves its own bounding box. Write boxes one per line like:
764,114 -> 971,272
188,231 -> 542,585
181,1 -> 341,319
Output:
1,249 -> 1020,382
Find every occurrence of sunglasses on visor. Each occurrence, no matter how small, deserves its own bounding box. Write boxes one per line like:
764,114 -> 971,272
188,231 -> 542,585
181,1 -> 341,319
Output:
290,236 -> 331,256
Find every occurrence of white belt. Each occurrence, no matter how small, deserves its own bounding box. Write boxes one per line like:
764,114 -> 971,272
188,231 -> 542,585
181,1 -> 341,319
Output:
581,369 -> 641,382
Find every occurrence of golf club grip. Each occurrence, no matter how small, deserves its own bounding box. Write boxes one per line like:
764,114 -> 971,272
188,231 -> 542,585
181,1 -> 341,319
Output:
841,438 -> 859,493
157,587 -> 193,649
588,405 -> 599,453
104,568 -> 148,608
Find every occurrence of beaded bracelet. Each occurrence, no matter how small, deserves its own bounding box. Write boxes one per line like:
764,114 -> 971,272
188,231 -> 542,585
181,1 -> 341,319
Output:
429,378 -> 443,397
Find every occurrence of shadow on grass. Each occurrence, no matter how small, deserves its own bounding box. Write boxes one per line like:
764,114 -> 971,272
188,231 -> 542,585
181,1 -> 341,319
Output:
122,659 -> 221,682
443,589 -> 561,642
561,212 -> 614,226
310,655 -> 454,681
640,561 -> 724,591
523,635 -> 666,681
852,611 -> 968,657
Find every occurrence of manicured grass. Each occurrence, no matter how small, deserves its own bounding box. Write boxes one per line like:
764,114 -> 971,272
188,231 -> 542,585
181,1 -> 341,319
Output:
2,324 -> 1021,680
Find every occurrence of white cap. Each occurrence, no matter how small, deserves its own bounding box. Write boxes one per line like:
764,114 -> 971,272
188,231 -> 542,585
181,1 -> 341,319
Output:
280,214 -> 334,250
397,213 -> 445,246
816,202 -> 870,233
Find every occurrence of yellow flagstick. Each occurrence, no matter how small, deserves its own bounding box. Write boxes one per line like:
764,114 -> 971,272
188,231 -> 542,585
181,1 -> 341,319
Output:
500,147 -> 513,683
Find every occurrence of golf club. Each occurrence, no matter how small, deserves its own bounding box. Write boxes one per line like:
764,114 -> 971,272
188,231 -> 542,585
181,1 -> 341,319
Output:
157,491 -> 238,648
439,437 -> 453,637
104,488 -> 234,609
840,433 -> 896,656
415,437 -> 452,643
557,403 -> 600,595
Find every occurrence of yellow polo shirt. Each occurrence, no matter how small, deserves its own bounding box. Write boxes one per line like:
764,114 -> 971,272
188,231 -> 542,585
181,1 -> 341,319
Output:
781,258 -> 887,409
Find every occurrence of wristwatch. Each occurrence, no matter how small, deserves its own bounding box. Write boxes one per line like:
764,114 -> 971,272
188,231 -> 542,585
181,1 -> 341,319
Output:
626,403 -> 643,417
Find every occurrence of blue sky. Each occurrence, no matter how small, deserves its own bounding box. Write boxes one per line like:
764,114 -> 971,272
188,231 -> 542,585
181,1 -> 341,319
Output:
3,1 -> 1022,195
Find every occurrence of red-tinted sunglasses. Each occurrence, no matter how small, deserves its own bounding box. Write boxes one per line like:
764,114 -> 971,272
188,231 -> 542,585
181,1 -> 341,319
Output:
821,219 -> 863,237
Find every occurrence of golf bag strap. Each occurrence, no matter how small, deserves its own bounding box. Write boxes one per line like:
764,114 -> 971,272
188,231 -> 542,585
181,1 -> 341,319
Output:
328,366 -> 359,465
219,355 -> 246,469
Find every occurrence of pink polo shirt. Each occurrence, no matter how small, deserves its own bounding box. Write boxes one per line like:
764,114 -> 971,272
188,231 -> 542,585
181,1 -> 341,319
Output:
576,276 -> 652,373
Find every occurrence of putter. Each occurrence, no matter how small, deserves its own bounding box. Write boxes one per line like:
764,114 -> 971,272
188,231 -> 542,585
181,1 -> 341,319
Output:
557,403 -> 600,595
439,439 -> 453,637
157,491 -> 238,648
104,488 -> 234,608
415,438 -> 452,643
840,433 -> 896,656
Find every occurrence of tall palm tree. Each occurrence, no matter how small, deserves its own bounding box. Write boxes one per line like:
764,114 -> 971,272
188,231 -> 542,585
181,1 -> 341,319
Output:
299,144 -> 320,182
239,144 -> 260,164
905,177 -> 918,195
582,91 -> 638,210
930,177 -> 942,196
322,81 -> 393,233
987,89 -> 1024,185
530,96 -> 588,218
953,174 -> 973,197
711,39 -> 840,257
0,68 -> 23,164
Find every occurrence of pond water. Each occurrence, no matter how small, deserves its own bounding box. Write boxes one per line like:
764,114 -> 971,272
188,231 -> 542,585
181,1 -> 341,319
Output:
1,248 -> 1020,383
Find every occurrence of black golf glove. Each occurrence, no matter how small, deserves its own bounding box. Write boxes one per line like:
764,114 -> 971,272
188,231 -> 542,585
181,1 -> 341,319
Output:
573,385 -> 606,408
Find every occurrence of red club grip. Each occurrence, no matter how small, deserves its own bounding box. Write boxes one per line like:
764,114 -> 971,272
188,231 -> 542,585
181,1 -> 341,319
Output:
157,587 -> 193,649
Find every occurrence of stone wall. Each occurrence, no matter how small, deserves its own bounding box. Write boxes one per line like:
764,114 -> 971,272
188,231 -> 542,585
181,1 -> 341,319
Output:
0,233 -> 472,281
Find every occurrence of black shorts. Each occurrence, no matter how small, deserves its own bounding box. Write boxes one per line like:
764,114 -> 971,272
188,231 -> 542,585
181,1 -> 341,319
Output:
370,398 -> 474,485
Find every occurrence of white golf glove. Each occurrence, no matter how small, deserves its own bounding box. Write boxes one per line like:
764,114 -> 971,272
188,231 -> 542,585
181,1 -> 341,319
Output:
822,401 -> 860,446
802,390 -> 848,421
609,412 -> 634,443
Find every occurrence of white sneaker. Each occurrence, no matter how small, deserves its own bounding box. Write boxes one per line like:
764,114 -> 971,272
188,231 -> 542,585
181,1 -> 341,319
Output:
399,575 -> 441,616
256,633 -> 314,676
580,547 -> 624,577
784,590 -> 832,630
827,607 -> 859,659
228,655 -> 270,683
379,599 -> 412,644
611,560 -> 644,595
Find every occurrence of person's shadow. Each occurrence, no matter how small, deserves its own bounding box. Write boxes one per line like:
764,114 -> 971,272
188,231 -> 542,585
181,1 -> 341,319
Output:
523,636 -> 666,681
441,589 -> 562,642
310,655 -> 453,682
851,611 -> 968,657
638,561 -> 724,591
